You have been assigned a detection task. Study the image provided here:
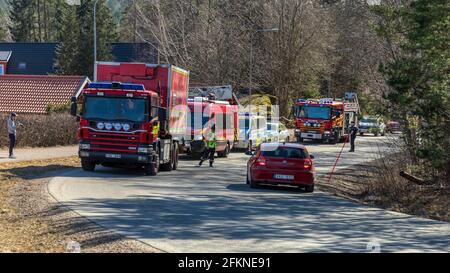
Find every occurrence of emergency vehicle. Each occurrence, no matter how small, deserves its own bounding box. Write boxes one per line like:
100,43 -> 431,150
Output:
71,62 -> 189,175
185,96 -> 238,158
293,92 -> 359,144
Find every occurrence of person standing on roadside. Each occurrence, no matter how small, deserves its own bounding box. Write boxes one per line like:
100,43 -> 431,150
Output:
7,112 -> 20,159
349,122 -> 359,152
199,125 -> 217,167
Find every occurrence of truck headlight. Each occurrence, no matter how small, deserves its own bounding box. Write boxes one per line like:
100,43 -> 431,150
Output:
80,143 -> 90,150
138,147 -> 150,153
105,123 -> 113,130
97,122 -> 105,130
113,123 -> 122,131
122,123 -> 130,131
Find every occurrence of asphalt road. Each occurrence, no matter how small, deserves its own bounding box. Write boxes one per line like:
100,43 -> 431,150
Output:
48,136 -> 450,252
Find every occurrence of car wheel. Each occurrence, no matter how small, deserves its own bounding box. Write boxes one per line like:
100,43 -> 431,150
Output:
374,132 -> 378,137
304,184 -> 314,193
248,172 -> 258,188
81,158 -> 96,172
246,169 -> 250,184
360,132 -> 364,136
296,136 -> 303,143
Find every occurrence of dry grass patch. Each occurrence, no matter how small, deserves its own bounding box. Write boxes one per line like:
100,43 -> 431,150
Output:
0,157 -> 79,252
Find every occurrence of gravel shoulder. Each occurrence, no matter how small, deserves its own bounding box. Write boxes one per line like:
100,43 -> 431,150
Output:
0,157 -> 160,253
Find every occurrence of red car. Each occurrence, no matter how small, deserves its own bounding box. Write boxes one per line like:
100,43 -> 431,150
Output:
246,143 -> 316,192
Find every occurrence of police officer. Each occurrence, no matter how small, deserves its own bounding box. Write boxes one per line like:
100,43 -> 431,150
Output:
349,122 -> 359,152
199,126 -> 217,167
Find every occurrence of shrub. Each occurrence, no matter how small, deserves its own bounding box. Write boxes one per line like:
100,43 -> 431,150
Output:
0,113 -> 78,148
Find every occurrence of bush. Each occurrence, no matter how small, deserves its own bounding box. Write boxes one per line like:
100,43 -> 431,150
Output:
0,113 -> 78,148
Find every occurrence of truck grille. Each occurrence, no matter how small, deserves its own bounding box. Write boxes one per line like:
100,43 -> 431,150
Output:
88,131 -> 140,153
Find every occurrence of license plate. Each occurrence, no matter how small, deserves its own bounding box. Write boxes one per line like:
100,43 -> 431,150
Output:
105,154 -> 121,159
273,174 -> 294,180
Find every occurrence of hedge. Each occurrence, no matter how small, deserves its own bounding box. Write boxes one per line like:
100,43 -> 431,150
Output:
0,113 -> 78,148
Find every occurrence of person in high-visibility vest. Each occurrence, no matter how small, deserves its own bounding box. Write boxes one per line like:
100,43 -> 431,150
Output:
199,125 -> 217,167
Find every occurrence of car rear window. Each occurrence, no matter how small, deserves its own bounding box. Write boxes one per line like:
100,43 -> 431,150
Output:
261,147 -> 308,159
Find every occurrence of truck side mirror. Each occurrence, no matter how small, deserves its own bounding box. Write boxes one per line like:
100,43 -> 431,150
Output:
70,96 -> 77,117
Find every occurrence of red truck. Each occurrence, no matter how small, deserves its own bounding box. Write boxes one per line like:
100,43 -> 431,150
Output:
70,62 -> 189,175
185,96 -> 238,158
293,93 -> 359,144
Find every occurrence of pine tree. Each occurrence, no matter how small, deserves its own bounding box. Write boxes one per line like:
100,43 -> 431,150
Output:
55,5 -> 81,75
376,0 -> 450,182
56,0 -> 118,77
8,0 -> 36,42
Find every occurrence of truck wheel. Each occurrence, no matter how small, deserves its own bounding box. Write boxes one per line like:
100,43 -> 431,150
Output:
217,143 -> 230,158
160,145 -> 174,171
172,143 -> 179,170
144,154 -> 159,176
296,136 -> 303,143
81,158 -> 95,172
304,184 -> 314,193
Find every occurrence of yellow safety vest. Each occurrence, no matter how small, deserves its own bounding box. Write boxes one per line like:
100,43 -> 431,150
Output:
206,132 -> 217,149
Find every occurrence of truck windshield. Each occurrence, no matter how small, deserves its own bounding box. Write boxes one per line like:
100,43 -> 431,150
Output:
295,105 -> 330,119
84,96 -> 146,122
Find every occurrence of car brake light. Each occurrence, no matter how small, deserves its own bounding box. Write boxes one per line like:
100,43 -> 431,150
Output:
304,159 -> 312,170
255,156 -> 266,166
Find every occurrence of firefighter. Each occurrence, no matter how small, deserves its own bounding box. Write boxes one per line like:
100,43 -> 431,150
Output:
199,125 -> 217,167
7,113 -> 19,159
349,122 -> 359,152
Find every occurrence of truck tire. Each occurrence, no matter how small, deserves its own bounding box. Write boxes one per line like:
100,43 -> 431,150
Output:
144,154 -> 159,176
172,143 -> 179,170
217,143 -> 230,158
160,144 -> 174,171
296,136 -> 303,143
81,158 -> 96,172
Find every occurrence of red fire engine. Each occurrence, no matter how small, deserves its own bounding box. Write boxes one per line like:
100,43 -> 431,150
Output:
70,62 -> 189,175
293,93 -> 359,144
